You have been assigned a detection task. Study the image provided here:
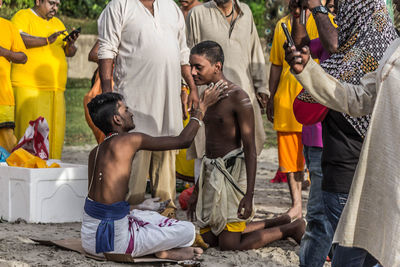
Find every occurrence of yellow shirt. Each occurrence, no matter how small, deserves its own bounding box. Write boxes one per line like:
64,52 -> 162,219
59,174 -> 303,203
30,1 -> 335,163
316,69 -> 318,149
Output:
11,9 -> 67,91
270,15 -> 321,132
0,17 -> 27,106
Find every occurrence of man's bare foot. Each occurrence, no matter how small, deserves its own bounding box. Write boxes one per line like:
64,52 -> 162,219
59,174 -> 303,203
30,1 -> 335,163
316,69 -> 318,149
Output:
155,247 -> 203,261
288,219 -> 306,244
285,205 -> 302,221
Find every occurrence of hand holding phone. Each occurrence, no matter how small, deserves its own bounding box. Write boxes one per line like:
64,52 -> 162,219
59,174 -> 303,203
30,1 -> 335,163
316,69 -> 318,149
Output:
281,23 -> 295,47
63,27 -> 81,41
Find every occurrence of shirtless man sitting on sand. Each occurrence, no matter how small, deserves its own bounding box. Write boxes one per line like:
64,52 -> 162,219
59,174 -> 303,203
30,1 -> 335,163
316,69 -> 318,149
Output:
81,85 -> 226,260
187,41 -> 305,250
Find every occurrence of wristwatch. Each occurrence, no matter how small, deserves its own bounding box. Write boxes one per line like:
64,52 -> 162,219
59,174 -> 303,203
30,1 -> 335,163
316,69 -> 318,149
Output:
311,6 -> 329,17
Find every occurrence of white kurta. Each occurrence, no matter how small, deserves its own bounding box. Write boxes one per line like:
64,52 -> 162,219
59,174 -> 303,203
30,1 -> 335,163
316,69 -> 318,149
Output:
294,38 -> 400,267
98,0 -> 189,136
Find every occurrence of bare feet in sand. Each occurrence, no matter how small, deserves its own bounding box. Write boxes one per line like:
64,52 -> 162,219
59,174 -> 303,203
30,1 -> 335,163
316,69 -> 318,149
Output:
288,218 -> 306,244
155,247 -> 203,261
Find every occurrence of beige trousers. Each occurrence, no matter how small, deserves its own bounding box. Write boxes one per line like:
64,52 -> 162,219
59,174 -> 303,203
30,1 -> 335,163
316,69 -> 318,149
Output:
126,150 -> 177,209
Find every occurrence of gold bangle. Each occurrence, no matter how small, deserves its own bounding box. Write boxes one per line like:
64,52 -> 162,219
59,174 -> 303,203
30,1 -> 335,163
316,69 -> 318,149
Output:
46,37 -> 49,45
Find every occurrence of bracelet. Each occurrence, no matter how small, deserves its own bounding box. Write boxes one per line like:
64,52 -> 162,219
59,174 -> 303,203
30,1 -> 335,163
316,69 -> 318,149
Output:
190,116 -> 203,127
46,37 -> 50,45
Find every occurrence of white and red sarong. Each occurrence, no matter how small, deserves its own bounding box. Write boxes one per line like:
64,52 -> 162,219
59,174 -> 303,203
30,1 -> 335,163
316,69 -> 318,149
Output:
81,208 -> 195,257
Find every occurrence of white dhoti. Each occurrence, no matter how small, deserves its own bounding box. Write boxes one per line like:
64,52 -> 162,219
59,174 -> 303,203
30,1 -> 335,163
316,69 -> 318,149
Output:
81,209 -> 195,257
195,148 -> 255,235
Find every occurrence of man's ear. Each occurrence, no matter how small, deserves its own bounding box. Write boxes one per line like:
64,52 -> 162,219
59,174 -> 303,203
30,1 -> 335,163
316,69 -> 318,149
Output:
214,61 -> 222,74
113,114 -> 123,126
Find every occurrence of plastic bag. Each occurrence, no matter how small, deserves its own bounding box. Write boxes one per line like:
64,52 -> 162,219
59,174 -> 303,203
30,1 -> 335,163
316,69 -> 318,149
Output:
6,148 -> 59,168
0,146 -> 10,162
179,186 -> 194,210
13,116 -> 50,160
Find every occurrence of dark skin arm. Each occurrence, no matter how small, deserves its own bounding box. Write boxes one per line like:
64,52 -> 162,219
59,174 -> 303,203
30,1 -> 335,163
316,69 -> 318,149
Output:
20,30 -> 64,48
181,64 -> 200,114
0,46 -> 27,64
99,58 -> 114,93
301,0 -> 338,53
267,64 -> 283,122
234,90 -> 256,219
291,7 -> 310,50
88,40 -> 99,63
20,30 -> 78,57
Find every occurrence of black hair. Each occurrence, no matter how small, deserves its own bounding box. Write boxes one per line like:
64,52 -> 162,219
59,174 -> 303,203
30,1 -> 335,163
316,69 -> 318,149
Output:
190,40 -> 224,67
87,92 -> 124,135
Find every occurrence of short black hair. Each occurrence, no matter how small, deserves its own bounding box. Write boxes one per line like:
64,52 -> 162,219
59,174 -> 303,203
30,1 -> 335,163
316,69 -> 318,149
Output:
191,40 -> 224,67
87,92 -> 124,135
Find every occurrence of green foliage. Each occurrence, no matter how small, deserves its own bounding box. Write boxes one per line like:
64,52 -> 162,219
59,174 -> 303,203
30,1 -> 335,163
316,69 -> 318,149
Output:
1,0 -> 110,19
243,0 -> 266,37
65,78 -> 96,146
60,0 -> 110,19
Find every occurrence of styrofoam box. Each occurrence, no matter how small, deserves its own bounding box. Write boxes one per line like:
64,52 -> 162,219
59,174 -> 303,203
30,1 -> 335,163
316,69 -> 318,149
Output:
0,161 -> 88,223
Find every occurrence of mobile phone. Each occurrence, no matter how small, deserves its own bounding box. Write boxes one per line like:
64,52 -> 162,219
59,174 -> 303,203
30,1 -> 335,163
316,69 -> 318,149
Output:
281,23 -> 294,47
300,8 -> 306,25
63,27 -> 81,41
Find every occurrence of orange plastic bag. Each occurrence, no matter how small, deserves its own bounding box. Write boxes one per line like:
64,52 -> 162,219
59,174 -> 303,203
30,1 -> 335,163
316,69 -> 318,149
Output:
6,148 -> 60,168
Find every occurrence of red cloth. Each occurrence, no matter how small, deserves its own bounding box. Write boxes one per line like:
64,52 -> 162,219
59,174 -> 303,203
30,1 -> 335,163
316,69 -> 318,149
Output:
179,186 -> 194,210
293,89 -> 329,125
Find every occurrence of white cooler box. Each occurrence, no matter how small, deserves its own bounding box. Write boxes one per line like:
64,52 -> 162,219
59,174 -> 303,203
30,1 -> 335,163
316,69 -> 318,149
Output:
0,162 -> 88,223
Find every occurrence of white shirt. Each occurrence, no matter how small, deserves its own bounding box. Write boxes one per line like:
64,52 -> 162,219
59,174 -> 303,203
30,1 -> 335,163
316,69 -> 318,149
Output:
98,0 -> 189,136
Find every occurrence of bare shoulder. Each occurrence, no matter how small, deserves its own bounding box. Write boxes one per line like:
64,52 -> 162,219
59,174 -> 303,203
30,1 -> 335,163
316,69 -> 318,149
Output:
228,84 -> 251,104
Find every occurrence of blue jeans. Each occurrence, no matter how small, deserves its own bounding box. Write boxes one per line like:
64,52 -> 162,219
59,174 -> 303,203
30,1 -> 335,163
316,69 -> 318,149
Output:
323,191 -> 382,267
322,191 -> 348,233
300,146 -> 334,267
332,245 -> 380,267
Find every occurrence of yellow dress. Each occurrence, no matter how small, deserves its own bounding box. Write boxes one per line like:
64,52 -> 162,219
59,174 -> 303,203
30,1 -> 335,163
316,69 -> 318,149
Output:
0,17 -> 27,152
269,14 -> 321,132
11,9 -> 68,159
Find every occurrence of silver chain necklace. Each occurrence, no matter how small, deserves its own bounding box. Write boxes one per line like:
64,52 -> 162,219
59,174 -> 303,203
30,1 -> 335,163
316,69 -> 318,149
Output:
104,132 -> 119,141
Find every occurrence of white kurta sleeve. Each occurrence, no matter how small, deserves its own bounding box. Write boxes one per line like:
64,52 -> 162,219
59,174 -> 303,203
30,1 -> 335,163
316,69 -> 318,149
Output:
249,17 -> 268,95
176,5 -> 190,66
295,59 -> 377,117
97,0 -> 125,59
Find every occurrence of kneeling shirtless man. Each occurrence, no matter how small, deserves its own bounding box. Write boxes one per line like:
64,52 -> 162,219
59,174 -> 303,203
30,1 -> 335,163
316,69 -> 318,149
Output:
188,41 -> 305,250
81,86 -> 225,260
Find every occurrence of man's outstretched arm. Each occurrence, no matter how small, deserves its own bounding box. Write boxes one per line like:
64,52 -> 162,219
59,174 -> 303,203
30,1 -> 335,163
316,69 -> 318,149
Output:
285,44 -> 377,116
135,82 -> 228,151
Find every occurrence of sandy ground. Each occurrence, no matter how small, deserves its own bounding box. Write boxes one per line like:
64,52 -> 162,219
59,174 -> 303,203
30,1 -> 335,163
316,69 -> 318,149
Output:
0,146 -> 331,267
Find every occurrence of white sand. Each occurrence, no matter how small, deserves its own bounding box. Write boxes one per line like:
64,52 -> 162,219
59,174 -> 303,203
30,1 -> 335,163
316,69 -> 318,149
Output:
0,146 -> 331,267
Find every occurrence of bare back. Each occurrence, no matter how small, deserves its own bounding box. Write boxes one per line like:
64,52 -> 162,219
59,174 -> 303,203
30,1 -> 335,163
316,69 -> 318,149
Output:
87,134 -> 139,204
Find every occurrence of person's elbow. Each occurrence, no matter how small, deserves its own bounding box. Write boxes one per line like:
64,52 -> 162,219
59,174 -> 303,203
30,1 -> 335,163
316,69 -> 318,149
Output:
15,52 -> 27,64
182,138 -> 193,149
20,53 -> 28,64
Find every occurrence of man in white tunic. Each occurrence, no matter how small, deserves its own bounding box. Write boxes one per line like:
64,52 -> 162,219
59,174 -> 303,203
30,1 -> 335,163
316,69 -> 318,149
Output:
285,29 -> 400,267
98,0 -> 199,211
186,0 -> 267,160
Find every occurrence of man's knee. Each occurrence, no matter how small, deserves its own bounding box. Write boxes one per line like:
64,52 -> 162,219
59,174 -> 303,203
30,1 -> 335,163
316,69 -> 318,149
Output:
218,231 -> 241,251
